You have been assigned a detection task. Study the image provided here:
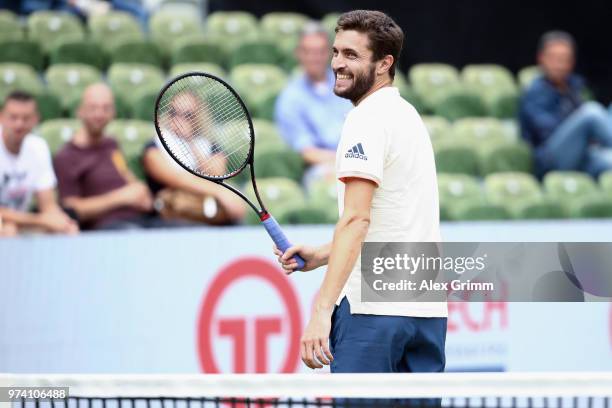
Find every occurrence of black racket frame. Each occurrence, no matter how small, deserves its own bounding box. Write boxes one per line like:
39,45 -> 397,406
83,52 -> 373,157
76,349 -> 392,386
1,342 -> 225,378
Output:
154,72 -> 270,218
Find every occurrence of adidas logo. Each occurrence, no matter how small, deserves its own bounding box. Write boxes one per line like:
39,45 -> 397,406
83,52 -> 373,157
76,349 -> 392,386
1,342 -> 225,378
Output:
345,143 -> 368,160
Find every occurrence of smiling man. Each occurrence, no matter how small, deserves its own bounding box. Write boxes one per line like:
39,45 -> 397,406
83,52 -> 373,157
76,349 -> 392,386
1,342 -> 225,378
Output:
274,10 -> 447,374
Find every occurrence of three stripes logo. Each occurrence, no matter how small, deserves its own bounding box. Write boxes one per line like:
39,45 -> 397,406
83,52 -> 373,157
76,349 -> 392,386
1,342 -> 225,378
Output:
345,143 -> 368,160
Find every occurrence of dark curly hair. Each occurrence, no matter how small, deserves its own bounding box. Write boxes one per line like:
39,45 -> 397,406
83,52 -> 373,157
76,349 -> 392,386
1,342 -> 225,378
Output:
335,10 -> 404,79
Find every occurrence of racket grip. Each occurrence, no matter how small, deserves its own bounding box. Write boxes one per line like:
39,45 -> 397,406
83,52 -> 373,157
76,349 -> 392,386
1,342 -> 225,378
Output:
261,215 -> 306,270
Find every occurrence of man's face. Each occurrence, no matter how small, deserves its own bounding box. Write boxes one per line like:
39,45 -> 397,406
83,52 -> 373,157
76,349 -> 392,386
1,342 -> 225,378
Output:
538,40 -> 575,85
296,33 -> 330,81
331,29 -> 377,103
79,92 -> 114,135
168,92 -> 203,139
1,100 -> 39,146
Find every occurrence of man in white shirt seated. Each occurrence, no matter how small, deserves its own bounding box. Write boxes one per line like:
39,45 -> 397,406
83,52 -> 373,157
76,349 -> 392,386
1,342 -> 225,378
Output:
0,91 -> 78,236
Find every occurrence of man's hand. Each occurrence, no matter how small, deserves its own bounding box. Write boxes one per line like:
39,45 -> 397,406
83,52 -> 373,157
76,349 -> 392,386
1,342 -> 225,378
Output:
39,211 -> 79,234
116,183 -> 153,212
301,305 -> 334,369
273,244 -> 328,274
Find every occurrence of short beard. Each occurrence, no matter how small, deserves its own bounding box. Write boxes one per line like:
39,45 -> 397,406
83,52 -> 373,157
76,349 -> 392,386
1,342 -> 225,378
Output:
334,63 -> 377,104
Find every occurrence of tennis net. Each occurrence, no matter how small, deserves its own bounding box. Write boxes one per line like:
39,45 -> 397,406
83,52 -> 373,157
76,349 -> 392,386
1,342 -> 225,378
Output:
1,373 -> 611,408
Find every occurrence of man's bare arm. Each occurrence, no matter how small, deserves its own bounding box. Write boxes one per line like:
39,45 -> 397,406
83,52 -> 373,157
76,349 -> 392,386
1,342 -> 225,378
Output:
63,182 -> 151,222
313,177 -> 375,309
0,189 -> 77,233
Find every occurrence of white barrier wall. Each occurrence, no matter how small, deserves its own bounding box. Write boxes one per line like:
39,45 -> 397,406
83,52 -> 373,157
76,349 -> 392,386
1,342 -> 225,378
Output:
1,222 -> 611,373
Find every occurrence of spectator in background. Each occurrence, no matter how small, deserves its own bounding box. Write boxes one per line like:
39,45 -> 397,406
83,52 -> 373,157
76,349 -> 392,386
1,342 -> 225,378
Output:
275,22 -> 352,185
54,83 -> 159,230
0,91 -> 78,235
520,31 -> 612,178
20,0 -> 148,29
142,91 -> 246,225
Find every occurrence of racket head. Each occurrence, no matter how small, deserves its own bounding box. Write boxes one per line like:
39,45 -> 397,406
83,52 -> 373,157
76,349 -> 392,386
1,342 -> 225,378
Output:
154,72 -> 255,181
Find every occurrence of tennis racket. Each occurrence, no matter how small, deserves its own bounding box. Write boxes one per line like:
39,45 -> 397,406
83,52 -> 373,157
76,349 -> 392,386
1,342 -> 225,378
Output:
154,72 -> 305,270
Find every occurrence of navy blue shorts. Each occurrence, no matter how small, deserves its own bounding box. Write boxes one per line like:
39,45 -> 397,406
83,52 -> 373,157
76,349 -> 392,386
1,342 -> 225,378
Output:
330,297 -> 447,373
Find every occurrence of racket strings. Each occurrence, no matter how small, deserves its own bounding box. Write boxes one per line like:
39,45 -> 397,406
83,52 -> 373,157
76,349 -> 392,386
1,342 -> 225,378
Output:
156,74 -> 252,179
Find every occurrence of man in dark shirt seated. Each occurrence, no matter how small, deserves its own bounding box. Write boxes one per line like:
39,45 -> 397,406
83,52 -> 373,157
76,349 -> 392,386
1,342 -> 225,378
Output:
519,31 -> 612,178
54,83 -> 159,230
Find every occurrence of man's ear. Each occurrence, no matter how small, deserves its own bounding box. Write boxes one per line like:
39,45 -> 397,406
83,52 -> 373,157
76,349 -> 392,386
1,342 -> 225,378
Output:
377,55 -> 394,76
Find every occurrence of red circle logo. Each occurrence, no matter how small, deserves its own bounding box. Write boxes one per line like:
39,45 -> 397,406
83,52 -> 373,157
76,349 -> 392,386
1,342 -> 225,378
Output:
197,257 -> 302,373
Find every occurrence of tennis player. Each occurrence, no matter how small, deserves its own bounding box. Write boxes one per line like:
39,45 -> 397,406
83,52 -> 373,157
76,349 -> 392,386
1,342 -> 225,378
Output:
274,10 -> 447,373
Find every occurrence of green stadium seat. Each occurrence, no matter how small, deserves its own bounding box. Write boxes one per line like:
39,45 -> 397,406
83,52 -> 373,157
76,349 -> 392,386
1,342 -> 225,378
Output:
0,40 -> 44,71
27,11 -> 85,54
277,36 -> 301,71
110,40 -> 164,68
37,118 -> 80,154
0,63 -> 44,101
243,177 -> 305,225
227,39 -> 284,69
107,119 -> 154,152
543,171 -> 612,218
254,148 -> 305,183
260,12 -> 309,38
599,171 -> 612,196
259,12 -> 308,66
252,119 -> 284,151
169,63 -> 226,78
170,37 -> 226,67
543,171 -> 597,199
321,13 -> 340,36
49,40 -> 107,71
500,120 -> 520,142
205,11 -> 259,51
518,66 -> 541,89
132,90 -> 157,121
433,140 -> 479,176
308,177 -> 339,223
489,92 -> 518,119
569,197 -> 612,218
149,11 -> 202,57
394,71 -> 426,113
484,172 -> 562,219
409,63 -> 460,112
462,64 -> 516,91
451,118 -> 533,175
107,63 -> 165,106
229,64 -> 288,117
461,64 -> 518,118
252,92 -> 278,121
421,115 -> 451,143
452,117 -> 509,144
106,119 -> 155,178
453,199 -> 512,221
35,91 -> 63,121
0,11 -> 24,43
88,11 -> 144,53
477,140 -> 533,175
45,63 -> 102,112
437,173 -> 483,221
433,86 -> 487,121
113,93 -> 132,119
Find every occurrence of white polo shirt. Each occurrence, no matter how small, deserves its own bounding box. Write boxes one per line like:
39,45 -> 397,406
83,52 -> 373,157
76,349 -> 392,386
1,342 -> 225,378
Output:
0,127 -> 56,212
335,86 -> 447,318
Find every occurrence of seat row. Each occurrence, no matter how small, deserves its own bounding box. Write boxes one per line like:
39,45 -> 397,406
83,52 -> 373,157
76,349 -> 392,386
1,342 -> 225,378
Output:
0,62 -> 287,121
1,8 -> 551,120
243,171 -> 612,225
0,9 -> 318,72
